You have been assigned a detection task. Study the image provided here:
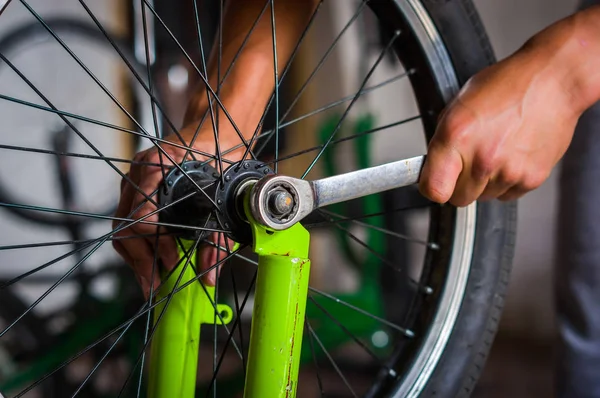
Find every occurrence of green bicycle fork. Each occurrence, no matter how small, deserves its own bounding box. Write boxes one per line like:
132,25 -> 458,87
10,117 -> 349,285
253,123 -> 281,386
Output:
148,193 -> 311,398
243,208 -> 311,397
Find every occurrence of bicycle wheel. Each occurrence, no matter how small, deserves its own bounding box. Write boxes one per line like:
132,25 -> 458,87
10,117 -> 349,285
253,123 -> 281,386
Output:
0,1 -> 515,397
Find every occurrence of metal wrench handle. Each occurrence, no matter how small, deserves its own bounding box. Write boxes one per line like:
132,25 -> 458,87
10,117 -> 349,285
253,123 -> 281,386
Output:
249,155 -> 425,230
312,155 -> 425,208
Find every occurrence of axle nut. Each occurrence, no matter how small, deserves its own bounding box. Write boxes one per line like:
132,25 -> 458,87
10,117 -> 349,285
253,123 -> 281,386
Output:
268,189 -> 295,216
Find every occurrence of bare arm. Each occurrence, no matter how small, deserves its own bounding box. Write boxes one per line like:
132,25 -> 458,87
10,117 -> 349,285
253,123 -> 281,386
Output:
183,0 -> 320,142
419,5 -> 600,205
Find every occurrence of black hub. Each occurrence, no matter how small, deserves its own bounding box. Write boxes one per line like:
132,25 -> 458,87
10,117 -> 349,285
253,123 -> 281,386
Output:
159,160 -> 273,244
215,160 -> 273,243
159,161 -> 219,240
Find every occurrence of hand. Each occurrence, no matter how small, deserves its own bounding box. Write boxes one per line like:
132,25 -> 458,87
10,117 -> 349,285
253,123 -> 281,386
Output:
113,122 -> 244,298
419,42 -> 580,206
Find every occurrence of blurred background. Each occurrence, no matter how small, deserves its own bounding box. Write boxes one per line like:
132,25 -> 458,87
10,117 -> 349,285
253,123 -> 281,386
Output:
0,0 -> 583,397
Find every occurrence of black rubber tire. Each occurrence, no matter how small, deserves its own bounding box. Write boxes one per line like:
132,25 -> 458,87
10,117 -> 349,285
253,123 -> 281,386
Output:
416,1 -> 517,397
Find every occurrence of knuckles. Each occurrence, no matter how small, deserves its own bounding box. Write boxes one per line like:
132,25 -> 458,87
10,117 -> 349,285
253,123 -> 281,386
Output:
519,171 -> 547,192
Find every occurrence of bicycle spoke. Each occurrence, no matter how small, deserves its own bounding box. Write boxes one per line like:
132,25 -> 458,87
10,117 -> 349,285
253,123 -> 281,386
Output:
317,208 -> 438,249
14,246 -> 243,397
14,301 -> 146,398
17,2 -> 220,206
0,143 -> 161,167
305,318 -> 358,398
325,216 -> 428,289
255,69 -> 411,159
20,0 -> 150,142
288,71 -> 413,126
308,287 -> 414,338
0,231 -> 117,339
305,318 -> 326,396
197,277 -> 244,360
77,0 -> 196,159
279,0 -> 368,127
0,232 -> 175,252
0,188 -> 204,288
205,270 -> 258,396
216,0 -> 223,168
255,71 -> 414,159
0,200 -> 222,232
230,265 -> 246,374
212,233 -> 221,398
269,0 -> 280,173
0,51 -> 159,207
0,0 -> 11,15
301,29 -> 401,179
0,193 -> 158,288
226,113 -> 422,169
250,0 -> 330,157
0,176 -> 217,236
136,231 -> 161,398
0,93 -> 226,162
142,0 -> 255,159
308,295 -> 390,371
303,196 -> 433,229
71,316 -> 138,397
117,234 -> 203,397
139,0 -> 167,183
191,0 -> 224,185
186,0 -> 271,164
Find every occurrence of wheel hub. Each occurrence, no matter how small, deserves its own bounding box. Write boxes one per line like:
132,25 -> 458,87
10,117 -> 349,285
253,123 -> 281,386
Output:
159,160 -> 273,244
215,160 -> 273,243
159,161 -> 220,240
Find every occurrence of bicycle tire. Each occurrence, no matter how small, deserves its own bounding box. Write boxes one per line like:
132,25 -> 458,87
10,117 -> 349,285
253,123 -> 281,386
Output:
367,1 -> 516,396
418,1 -> 515,396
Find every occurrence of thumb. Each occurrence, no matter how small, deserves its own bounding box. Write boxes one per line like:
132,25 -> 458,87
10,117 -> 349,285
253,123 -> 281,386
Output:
419,142 -> 463,203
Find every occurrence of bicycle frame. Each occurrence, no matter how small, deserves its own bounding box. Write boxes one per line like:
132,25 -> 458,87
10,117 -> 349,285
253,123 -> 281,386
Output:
148,193 -> 311,398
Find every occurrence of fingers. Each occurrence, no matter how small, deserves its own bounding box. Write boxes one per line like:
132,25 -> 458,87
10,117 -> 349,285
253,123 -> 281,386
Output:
420,98 -> 532,206
478,166 -> 522,201
198,233 -> 235,286
200,244 -> 218,286
157,233 -> 179,271
419,141 -> 463,204
114,147 -> 180,297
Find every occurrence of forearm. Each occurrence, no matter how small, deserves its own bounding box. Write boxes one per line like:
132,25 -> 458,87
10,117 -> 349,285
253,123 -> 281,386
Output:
184,0 -> 319,140
518,5 -> 600,115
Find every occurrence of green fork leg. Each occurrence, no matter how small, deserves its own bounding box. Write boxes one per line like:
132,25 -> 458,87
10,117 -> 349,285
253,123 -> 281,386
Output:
243,212 -> 311,398
148,242 -> 232,398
